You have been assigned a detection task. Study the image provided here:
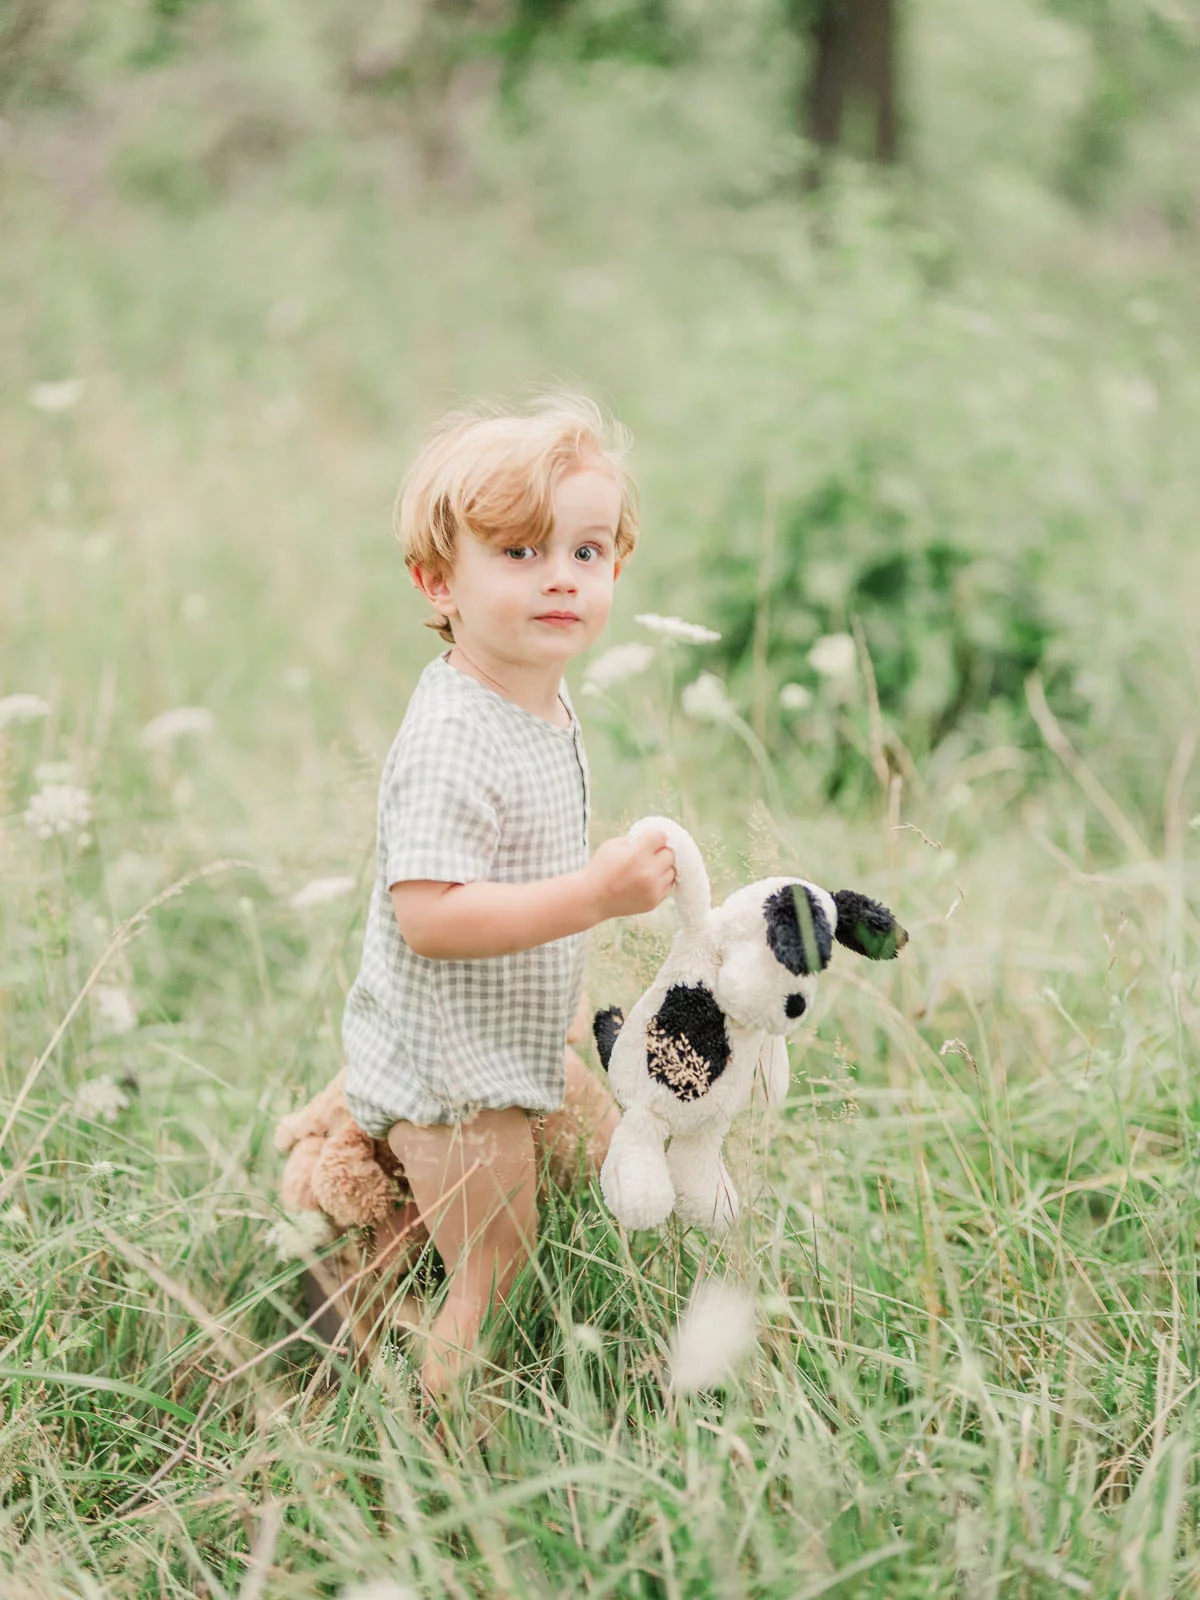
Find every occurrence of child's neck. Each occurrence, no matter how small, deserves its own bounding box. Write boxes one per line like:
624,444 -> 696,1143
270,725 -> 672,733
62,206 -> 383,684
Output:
445,645 -> 571,728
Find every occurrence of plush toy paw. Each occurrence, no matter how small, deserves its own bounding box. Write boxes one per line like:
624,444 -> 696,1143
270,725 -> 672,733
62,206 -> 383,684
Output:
672,1172 -> 740,1234
599,1109 -> 676,1230
666,1133 -> 740,1233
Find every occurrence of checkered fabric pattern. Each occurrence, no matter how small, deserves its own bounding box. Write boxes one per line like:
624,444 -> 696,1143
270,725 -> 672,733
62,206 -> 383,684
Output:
342,652 -> 591,1133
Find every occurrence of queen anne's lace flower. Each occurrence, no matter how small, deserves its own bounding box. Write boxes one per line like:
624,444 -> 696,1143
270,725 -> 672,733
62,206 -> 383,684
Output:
92,984 -> 139,1037
808,633 -> 857,680
680,672 -> 736,724
0,694 -> 51,730
25,783 -> 92,839
139,706 -> 216,749
668,1281 -> 757,1393
582,642 -> 656,692
29,378 -> 84,413
779,682 -> 812,712
290,875 -> 357,909
73,1075 -> 130,1123
634,613 -> 721,644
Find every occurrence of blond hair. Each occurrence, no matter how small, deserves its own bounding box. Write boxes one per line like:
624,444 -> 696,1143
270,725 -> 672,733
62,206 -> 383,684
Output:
395,393 -> 640,643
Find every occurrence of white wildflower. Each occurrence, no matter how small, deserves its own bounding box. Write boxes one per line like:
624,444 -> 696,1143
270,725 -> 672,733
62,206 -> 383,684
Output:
680,672 -> 736,724
571,1322 -> 604,1353
1189,814 -> 1199,832
807,633 -> 858,681
290,875 -> 357,909
139,706 -> 215,749
668,1281 -> 757,1394
339,1580 -> 420,1600
779,682 -> 812,712
583,642 -> 656,692
73,1075 -> 130,1124
92,984 -> 139,1038
25,783 -> 92,839
282,665 -> 311,694
0,694 -> 51,730
89,1160 -> 116,1181
266,1210 -> 334,1260
29,378 -> 84,414
634,613 -> 721,644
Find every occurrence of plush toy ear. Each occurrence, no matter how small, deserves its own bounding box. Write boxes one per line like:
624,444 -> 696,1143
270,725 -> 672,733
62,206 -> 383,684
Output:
593,1006 -> 624,1071
764,885 -> 833,976
832,890 -> 908,960
646,983 -> 731,1102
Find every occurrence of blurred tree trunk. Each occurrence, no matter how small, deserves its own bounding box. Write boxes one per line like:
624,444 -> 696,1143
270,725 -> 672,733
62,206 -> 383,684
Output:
800,0 -> 899,169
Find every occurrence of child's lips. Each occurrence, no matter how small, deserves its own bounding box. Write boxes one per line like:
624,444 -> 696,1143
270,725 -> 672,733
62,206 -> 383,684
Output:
535,612 -> 581,626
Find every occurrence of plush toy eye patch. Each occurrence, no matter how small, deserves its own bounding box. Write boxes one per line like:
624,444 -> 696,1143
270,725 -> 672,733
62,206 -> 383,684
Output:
764,885 -> 833,976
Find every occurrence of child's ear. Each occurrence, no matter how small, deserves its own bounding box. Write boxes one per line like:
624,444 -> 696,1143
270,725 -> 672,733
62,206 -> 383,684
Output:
613,562 -> 622,580
412,564 -> 456,616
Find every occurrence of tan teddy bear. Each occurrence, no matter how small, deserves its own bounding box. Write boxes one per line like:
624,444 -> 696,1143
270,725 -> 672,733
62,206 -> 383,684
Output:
274,1068 -> 428,1359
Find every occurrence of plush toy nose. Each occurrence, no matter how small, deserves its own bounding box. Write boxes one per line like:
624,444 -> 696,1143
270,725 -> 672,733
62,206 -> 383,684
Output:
785,993 -> 807,1019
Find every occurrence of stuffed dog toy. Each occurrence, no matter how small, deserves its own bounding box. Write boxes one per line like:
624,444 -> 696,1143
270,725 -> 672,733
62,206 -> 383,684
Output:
593,817 -> 907,1233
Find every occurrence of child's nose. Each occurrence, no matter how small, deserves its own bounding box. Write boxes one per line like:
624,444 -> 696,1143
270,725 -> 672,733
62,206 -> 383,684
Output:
542,556 -> 578,592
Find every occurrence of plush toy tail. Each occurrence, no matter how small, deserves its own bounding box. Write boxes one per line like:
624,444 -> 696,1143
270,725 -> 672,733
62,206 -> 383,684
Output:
593,1006 -> 624,1070
628,815 -> 711,934
832,889 -> 908,960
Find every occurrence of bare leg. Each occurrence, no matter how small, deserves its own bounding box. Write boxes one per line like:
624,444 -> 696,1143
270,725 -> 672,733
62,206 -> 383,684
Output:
533,1046 -> 621,1192
387,1108 -> 537,1400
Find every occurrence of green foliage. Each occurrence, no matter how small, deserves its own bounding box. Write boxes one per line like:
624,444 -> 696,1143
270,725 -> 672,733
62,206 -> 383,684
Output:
709,458 -> 1064,785
1044,0 -> 1198,209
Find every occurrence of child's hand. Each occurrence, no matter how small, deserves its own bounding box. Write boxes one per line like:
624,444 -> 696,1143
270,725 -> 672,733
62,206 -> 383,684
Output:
586,830 -> 676,919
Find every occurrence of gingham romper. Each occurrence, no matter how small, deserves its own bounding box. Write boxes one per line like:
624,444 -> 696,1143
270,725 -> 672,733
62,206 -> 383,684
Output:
342,652 -> 591,1134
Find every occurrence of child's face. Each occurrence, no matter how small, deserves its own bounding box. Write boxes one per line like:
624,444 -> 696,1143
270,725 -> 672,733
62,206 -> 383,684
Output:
418,463 -> 623,671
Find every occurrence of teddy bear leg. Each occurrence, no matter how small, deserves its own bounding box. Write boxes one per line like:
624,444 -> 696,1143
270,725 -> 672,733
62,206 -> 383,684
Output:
303,1203 -> 429,1365
599,1106 -> 675,1230
666,1126 -> 739,1233
303,1233 -> 390,1365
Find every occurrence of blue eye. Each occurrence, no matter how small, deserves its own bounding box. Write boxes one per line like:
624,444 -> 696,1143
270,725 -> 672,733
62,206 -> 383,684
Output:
576,544 -> 605,563
504,546 -> 536,561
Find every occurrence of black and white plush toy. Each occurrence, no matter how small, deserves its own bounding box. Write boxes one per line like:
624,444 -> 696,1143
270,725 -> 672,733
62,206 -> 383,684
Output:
594,817 -> 907,1233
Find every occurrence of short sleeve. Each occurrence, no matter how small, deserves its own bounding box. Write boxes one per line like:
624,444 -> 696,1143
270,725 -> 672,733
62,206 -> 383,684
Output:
382,707 -> 506,887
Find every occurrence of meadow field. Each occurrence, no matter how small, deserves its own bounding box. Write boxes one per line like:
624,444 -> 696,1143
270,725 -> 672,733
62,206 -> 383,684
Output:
2,4 -> 1200,1595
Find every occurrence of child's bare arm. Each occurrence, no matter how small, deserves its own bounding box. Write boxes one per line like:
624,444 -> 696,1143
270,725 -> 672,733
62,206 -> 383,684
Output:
391,829 -> 675,960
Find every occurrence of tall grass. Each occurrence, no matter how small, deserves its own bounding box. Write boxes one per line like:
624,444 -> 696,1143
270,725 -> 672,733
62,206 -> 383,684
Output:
2,14 -> 1199,1595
